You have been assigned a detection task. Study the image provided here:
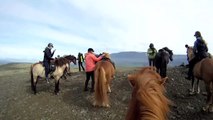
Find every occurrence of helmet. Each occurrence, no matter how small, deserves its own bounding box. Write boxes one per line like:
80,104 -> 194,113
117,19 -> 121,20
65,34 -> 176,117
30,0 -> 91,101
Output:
194,31 -> 201,37
88,48 -> 94,52
149,43 -> 154,48
48,43 -> 53,48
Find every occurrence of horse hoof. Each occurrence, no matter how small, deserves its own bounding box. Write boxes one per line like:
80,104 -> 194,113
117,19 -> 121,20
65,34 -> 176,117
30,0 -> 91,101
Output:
208,105 -> 213,113
92,102 -> 97,107
189,91 -> 196,95
202,92 -> 207,96
105,104 -> 110,108
54,91 -> 59,95
202,106 -> 209,112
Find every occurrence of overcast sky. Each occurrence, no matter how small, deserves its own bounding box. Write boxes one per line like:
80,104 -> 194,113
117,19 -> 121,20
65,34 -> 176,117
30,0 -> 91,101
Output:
0,0 -> 213,61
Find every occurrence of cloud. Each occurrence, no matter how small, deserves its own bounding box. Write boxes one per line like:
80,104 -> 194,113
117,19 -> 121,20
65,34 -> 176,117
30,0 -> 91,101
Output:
0,0 -> 213,61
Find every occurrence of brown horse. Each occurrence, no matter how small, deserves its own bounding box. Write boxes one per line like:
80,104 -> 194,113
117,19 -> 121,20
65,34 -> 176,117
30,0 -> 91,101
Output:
30,57 -> 73,95
93,53 -> 115,107
61,55 -> 77,79
187,47 -> 213,112
186,47 -> 212,95
126,66 -> 171,120
155,47 -> 173,78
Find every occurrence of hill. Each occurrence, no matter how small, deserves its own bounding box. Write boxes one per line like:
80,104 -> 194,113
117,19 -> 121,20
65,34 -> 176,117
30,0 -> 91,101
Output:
0,51 -> 187,67
110,51 -> 187,67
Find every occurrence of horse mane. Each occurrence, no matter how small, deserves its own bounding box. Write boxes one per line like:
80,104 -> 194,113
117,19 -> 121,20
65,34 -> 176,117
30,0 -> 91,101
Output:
54,57 -> 70,67
162,47 -> 173,55
63,55 -> 76,60
126,68 -> 170,120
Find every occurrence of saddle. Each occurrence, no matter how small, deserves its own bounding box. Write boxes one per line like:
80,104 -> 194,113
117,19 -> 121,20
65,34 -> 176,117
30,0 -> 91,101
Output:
101,57 -> 116,69
39,61 -> 56,73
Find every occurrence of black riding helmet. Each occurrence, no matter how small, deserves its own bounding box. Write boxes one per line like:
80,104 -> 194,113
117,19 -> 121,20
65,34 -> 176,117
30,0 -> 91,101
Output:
194,31 -> 201,37
48,43 -> 54,48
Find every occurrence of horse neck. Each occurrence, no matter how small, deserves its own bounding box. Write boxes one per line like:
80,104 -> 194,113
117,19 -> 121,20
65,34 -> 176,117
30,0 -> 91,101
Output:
53,64 -> 67,74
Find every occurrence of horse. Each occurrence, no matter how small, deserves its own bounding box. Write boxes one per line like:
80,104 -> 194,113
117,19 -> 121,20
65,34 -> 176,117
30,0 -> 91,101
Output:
61,55 -> 77,79
30,56 -> 73,95
126,66 -> 171,120
93,53 -> 115,107
155,47 -> 173,78
186,47 -> 213,112
186,47 -> 212,95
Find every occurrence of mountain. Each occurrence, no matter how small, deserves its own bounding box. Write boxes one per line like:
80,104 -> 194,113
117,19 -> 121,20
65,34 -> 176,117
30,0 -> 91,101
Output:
110,51 -> 187,67
0,51 -> 187,67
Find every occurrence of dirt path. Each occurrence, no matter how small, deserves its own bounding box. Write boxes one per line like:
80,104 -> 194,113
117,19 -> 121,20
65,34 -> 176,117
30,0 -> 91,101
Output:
0,64 -> 212,120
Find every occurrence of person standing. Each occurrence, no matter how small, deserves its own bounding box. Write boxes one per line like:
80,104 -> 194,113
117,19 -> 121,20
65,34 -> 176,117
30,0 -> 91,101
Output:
84,48 -> 105,92
185,31 -> 208,80
78,52 -> 85,71
147,43 -> 157,66
43,43 -> 56,83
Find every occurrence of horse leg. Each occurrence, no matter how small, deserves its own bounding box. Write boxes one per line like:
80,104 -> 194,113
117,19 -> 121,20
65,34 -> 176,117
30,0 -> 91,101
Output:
209,82 -> 213,112
202,82 -> 211,112
196,79 -> 200,94
54,77 -> 60,95
189,76 -> 195,95
31,77 -> 37,94
107,84 -> 111,93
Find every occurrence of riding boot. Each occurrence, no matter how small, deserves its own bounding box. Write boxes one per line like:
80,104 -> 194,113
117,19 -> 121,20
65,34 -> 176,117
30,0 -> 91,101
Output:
90,79 -> 95,93
185,68 -> 192,80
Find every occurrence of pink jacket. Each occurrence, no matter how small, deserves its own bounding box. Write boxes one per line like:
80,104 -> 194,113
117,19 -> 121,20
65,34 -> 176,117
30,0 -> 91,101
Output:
85,53 -> 103,72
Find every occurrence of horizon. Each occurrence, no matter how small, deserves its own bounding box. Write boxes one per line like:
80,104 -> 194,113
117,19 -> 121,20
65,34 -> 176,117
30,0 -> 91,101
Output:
0,51 -> 187,64
1,0 -> 213,60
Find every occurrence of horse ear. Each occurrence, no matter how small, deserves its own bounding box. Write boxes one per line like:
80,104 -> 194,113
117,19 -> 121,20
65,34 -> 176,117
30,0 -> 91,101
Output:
128,74 -> 136,87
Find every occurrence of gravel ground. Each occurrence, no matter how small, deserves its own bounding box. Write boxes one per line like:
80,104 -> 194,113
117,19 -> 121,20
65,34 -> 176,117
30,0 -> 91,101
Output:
0,63 -> 213,120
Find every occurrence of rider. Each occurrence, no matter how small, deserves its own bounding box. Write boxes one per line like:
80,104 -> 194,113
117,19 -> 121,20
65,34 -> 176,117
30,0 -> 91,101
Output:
147,43 -> 157,66
43,43 -> 56,83
185,31 -> 208,80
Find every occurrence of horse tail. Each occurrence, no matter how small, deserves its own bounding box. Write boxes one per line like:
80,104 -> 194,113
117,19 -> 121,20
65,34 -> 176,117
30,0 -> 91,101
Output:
94,66 -> 108,106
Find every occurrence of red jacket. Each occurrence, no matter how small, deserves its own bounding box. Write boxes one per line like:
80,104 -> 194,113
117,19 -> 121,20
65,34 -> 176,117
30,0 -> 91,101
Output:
85,53 -> 103,72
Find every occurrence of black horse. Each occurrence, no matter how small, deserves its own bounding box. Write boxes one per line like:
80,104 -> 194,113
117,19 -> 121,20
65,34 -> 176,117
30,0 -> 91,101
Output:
155,47 -> 173,78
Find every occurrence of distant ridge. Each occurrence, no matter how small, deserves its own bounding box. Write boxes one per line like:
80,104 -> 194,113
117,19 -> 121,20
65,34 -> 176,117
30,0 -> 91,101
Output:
110,51 -> 187,67
0,51 -> 187,67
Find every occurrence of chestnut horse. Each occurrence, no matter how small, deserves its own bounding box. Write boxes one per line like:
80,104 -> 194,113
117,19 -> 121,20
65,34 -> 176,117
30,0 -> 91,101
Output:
186,47 -> 212,95
93,53 -> 115,107
126,66 -> 171,120
30,56 -> 76,95
186,47 -> 213,112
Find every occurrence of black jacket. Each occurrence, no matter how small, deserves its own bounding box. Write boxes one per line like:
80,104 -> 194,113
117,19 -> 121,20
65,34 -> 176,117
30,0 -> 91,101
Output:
43,47 -> 54,62
193,37 -> 208,58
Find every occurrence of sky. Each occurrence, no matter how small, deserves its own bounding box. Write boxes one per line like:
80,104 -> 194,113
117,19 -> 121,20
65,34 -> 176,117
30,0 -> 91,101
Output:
0,0 -> 213,61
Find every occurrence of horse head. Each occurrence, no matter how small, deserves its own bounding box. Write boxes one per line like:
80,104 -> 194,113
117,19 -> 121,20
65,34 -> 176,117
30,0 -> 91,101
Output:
163,47 -> 173,61
64,55 -> 77,65
186,46 -> 194,61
